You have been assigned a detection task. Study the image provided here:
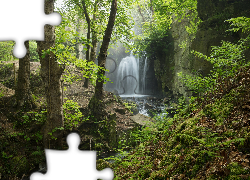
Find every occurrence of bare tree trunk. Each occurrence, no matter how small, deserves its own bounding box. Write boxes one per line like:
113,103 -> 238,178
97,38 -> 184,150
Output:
82,0 -> 91,88
37,0 -> 64,149
75,18 -> 82,59
15,41 -> 34,109
89,0 -> 117,117
95,0 -> 117,99
90,13 -> 97,63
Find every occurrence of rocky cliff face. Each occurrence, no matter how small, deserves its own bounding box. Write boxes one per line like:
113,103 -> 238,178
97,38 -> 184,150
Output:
154,0 -> 250,99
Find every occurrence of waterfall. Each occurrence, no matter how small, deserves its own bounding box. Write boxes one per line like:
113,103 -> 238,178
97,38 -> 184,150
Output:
142,57 -> 148,94
116,54 -> 139,95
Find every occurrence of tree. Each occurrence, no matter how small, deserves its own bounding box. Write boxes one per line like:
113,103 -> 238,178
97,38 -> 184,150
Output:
15,41 -> 35,109
58,0 -> 134,88
61,0 -> 101,88
132,0 -> 199,56
88,0 -> 117,118
80,0 -> 98,88
37,0 -> 65,149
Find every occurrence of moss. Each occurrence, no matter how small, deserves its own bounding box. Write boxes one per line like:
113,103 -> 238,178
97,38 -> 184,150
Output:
96,159 -> 112,171
226,162 -> 250,179
203,98 -> 234,125
10,155 -> 30,176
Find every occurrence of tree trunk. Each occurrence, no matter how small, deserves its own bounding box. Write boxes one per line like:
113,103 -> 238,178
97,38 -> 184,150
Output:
37,0 -> 64,149
89,0 -> 117,117
15,41 -> 34,109
95,0 -> 117,99
90,13 -> 97,63
75,18 -> 82,59
90,37 -> 97,63
82,0 -> 91,88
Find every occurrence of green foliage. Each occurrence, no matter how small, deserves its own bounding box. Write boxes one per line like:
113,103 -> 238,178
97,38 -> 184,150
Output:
48,126 -> 65,140
40,14 -> 110,86
123,101 -> 136,112
2,151 -> 13,159
0,41 -> 39,62
203,95 -> 234,126
0,41 -> 16,61
179,16 -> 250,95
226,16 -> 250,33
226,162 -> 249,179
0,62 -> 13,78
10,155 -> 29,176
0,107 -> 47,178
193,39 -> 248,76
58,0 -> 134,48
74,58 -> 109,86
103,149 -> 130,163
132,0 -> 200,58
0,90 -> 4,98
63,98 -> 88,130
178,71 -> 216,94
22,110 -> 47,124
29,41 -> 39,62
113,94 -> 119,103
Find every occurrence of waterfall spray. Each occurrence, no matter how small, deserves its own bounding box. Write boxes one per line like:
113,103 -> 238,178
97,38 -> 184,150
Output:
116,54 -> 139,95
142,57 -> 148,94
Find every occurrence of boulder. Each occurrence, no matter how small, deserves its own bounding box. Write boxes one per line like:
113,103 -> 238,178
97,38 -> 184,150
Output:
115,108 -> 126,115
130,113 -> 155,127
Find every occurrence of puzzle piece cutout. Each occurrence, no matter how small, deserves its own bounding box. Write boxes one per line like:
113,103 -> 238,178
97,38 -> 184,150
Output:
106,57 -> 117,74
118,75 -> 139,95
30,133 -> 114,180
0,0 -> 61,58
105,57 -> 139,95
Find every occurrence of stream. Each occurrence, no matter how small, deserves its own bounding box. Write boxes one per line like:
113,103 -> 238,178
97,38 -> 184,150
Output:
120,94 -> 167,118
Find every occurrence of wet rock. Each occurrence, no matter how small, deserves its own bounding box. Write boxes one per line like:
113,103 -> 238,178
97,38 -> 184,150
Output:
145,103 -> 153,109
115,108 -> 126,114
163,97 -> 170,104
130,106 -> 139,115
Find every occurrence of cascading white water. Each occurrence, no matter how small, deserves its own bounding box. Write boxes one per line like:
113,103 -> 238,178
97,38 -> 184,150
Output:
116,54 -> 139,95
142,57 -> 148,94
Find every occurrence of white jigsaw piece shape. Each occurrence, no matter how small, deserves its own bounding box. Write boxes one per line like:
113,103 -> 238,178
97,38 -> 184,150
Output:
0,0 -> 61,59
30,133 -> 114,180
